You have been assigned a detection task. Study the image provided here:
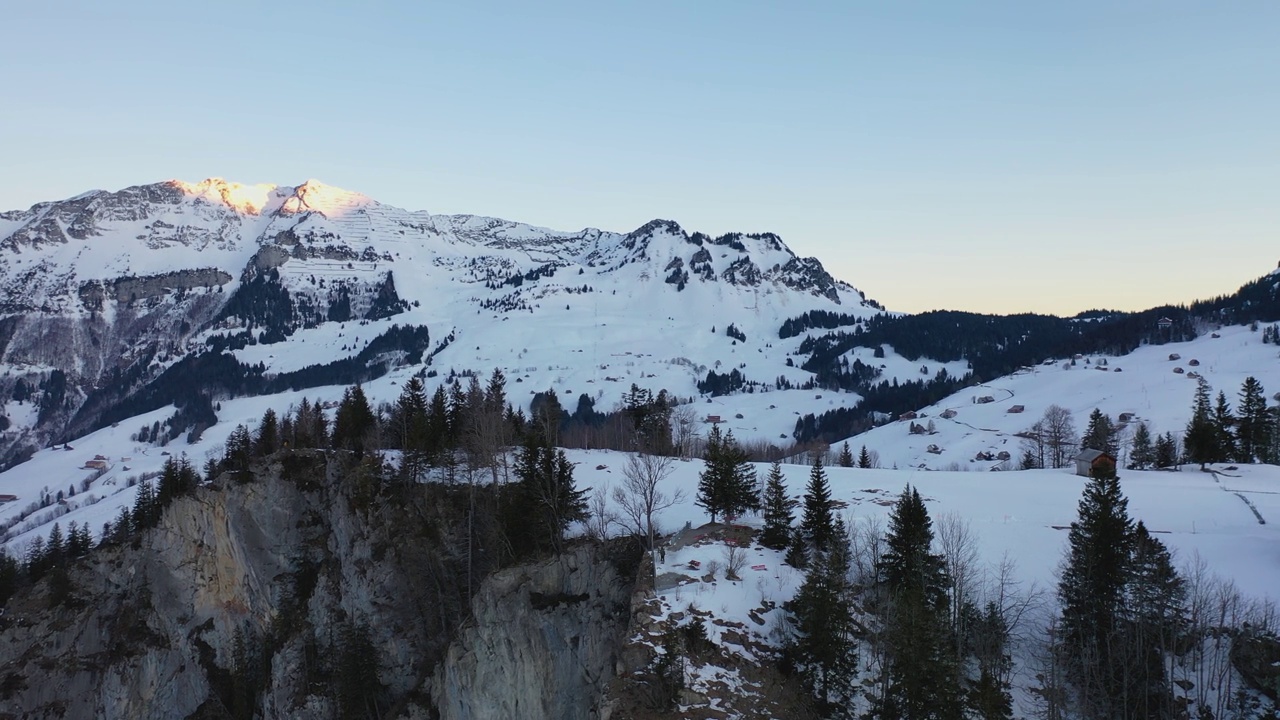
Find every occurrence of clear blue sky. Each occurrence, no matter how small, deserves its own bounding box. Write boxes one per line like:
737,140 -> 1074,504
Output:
2,1 -> 1277,315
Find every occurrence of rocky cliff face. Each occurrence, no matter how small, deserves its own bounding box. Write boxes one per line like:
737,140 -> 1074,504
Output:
431,546 -> 633,720
0,451 -> 639,720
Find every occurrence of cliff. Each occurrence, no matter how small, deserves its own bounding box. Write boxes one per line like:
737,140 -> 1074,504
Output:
0,450 -> 638,719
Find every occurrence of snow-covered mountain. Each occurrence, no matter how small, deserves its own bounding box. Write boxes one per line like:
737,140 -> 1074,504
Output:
0,178 -> 884,467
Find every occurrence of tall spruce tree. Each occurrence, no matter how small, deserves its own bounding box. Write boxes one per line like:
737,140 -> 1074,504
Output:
695,427 -> 758,522
511,434 -> 588,554
876,485 -> 962,720
394,377 -> 430,481
254,408 -> 279,457
1129,422 -> 1154,470
789,515 -> 857,714
1236,376 -> 1269,463
858,445 -> 874,469
800,457 -> 836,553
1057,468 -> 1135,716
1184,379 -> 1218,469
760,461 -> 797,550
1081,409 -> 1118,456
332,385 -> 377,459
837,442 -> 854,468
1125,521 -> 1188,720
1213,390 -> 1237,463
1155,432 -> 1179,469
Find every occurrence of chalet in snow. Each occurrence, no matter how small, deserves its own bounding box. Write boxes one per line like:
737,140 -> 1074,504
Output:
1073,449 -> 1117,478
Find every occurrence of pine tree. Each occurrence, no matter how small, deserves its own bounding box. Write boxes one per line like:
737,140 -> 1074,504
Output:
1057,472 -> 1135,713
45,522 -> 65,566
511,434 -> 588,554
332,385 -> 376,459
1129,422 -> 1154,470
837,442 -> 854,468
1184,379 -> 1218,469
1213,390 -> 1237,463
132,479 -> 159,530
800,457 -> 836,553
760,462 -> 797,550
224,424 -> 254,478
789,516 -> 857,713
785,529 -> 809,569
0,549 -> 18,607
1126,521 -> 1188,719
858,445 -> 874,469
876,485 -> 962,720
696,425 -> 726,522
1236,376 -> 1269,463
394,377 -> 430,482
1081,409 -> 1118,456
1155,432 -> 1179,469
695,427 -> 758,522
254,408 -> 279,457
966,602 -> 1013,720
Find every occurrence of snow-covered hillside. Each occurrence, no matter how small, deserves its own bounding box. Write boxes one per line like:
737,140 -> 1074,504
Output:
0,178 -> 893,467
844,323 -> 1280,472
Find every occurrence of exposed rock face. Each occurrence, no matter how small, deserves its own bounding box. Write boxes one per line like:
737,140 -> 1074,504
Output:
431,546 -> 633,720
0,452 -> 638,720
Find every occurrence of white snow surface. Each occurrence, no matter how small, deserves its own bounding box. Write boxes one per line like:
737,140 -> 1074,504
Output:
845,324 -> 1280,472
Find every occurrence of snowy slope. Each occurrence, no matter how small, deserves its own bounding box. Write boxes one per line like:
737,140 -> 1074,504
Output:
842,324 -> 1280,471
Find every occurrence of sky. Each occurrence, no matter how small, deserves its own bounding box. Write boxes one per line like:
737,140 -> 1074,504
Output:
1,1 -> 1277,316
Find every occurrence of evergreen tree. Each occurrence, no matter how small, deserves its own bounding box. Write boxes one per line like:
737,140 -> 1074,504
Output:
695,425 -> 727,522
332,385 -> 377,459
224,424 -> 254,478
157,454 -> 199,508
1057,471 -> 1135,715
1155,432 -> 1179,469
760,461 -> 797,550
695,427 -> 758,522
1125,521 -> 1188,720
254,408 -> 279,457
837,442 -> 854,468
132,479 -> 159,530
858,444 -> 874,469
45,522 -> 65,567
1213,390 -> 1237,462
966,602 -> 1013,720
427,384 -> 451,468
1236,376 -> 1269,463
1081,409 -> 1118,456
394,377 -> 430,481
785,528 -> 809,569
1129,422 -> 1154,470
789,516 -> 857,713
800,457 -> 836,553
511,434 -> 588,554
23,535 -> 46,578
0,549 -> 18,607
1184,379 -> 1218,469
876,485 -> 962,720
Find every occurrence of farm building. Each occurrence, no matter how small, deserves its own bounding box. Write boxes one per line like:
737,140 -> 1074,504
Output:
1007,405 -> 1025,414
1073,449 -> 1117,478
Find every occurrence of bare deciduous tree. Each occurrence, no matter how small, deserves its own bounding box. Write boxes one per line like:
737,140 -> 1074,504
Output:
671,403 -> 700,460
614,453 -> 686,573
937,512 -> 979,639
724,541 -> 747,581
584,487 -> 619,542
1041,405 -> 1079,469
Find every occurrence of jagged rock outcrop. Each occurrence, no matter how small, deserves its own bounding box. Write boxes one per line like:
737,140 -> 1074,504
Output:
0,451 -> 639,720
430,545 -> 635,720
